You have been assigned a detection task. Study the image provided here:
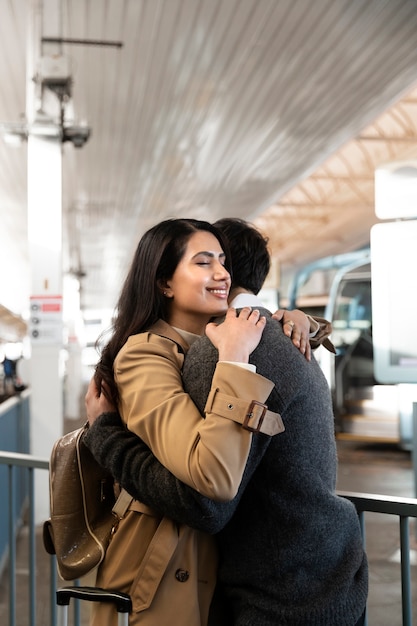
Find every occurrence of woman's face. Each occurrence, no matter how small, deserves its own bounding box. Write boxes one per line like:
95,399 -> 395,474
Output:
164,230 -> 231,334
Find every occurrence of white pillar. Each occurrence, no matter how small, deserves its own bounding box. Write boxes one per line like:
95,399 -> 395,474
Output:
64,277 -> 86,421
27,134 -> 64,523
26,0 -> 67,523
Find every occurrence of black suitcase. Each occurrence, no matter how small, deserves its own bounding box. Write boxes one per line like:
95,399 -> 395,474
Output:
56,586 -> 131,626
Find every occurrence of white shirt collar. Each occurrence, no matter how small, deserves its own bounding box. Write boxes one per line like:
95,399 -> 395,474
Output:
230,292 -> 264,308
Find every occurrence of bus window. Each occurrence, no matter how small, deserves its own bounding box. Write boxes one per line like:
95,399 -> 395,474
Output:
331,276 -> 372,357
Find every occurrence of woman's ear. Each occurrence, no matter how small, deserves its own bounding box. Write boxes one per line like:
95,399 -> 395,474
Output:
157,279 -> 172,298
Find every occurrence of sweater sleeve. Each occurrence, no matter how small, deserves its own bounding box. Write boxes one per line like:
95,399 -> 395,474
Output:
83,412 -> 271,533
114,332 -> 274,501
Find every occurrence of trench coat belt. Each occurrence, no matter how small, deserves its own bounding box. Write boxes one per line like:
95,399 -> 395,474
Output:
128,498 -> 159,517
205,388 -> 285,436
112,489 -> 157,518
114,490 -> 181,613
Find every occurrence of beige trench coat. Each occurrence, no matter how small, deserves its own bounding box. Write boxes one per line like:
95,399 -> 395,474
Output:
91,321 -> 275,626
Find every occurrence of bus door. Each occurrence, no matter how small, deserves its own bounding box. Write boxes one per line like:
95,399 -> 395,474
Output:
324,261 -> 411,448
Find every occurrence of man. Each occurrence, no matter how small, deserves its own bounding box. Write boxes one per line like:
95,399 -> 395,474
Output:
85,218 -> 367,625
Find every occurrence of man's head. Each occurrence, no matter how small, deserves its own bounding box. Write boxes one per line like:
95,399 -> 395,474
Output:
214,218 -> 270,295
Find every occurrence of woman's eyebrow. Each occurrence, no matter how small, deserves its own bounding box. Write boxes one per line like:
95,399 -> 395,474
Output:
192,250 -> 225,259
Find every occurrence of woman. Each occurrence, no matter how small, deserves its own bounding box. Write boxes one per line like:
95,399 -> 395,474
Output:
90,218 -> 281,626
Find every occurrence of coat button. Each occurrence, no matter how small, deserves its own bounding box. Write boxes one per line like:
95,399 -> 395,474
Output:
175,569 -> 190,582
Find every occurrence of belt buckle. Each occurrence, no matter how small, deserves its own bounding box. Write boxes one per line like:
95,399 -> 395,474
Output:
243,400 -> 267,433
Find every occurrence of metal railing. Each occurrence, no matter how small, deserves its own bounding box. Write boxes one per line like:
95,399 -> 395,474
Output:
0,450 -> 57,626
0,450 -> 416,625
0,392 -> 30,571
340,490 -> 417,626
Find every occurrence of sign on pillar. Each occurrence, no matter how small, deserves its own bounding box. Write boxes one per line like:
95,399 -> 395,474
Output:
29,294 -> 63,343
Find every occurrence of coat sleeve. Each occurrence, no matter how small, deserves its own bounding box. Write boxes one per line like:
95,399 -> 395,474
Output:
84,412 -> 271,533
114,332 -> 274,501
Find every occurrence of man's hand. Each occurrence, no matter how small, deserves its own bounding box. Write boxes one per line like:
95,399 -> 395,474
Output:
271,309 -> 312,361
85,377 -> 116,427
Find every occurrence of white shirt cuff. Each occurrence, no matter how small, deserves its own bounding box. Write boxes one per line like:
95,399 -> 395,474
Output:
219,361 -> 256,373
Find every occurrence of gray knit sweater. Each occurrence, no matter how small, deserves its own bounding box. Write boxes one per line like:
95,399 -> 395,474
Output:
85,311 -> 368,625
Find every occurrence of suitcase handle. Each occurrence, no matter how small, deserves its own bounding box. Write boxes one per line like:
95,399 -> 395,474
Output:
57,586 -> 132,613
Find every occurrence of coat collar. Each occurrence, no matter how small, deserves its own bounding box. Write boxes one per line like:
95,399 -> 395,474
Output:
148,319 -> 190,353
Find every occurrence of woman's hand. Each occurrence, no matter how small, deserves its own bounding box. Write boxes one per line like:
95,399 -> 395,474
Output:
206,306 -> 266,363
271,309 -> 312,361
85,377 -> 116,427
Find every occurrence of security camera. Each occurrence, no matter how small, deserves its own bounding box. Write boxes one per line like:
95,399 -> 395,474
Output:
38,55 -> 72,99
62,125 -> 91,148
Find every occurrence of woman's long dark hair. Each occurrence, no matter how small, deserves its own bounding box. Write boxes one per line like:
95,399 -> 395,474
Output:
95,218 -> 231,405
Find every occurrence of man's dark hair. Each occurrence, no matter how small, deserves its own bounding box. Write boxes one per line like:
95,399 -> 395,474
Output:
214,218 -> 270,295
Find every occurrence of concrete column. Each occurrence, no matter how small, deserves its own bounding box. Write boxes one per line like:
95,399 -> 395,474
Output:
26,0 -> 66,521
27,134 -> 64,522
64,276 -> 86,421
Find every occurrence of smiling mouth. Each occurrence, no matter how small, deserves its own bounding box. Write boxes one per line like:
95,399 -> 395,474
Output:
208,288 -> 228,296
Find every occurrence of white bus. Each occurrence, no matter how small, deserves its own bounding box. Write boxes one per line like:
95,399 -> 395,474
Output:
291,251 -> 415,449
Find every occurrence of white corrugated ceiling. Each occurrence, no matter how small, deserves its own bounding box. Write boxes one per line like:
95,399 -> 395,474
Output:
1,0 -> 417,316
